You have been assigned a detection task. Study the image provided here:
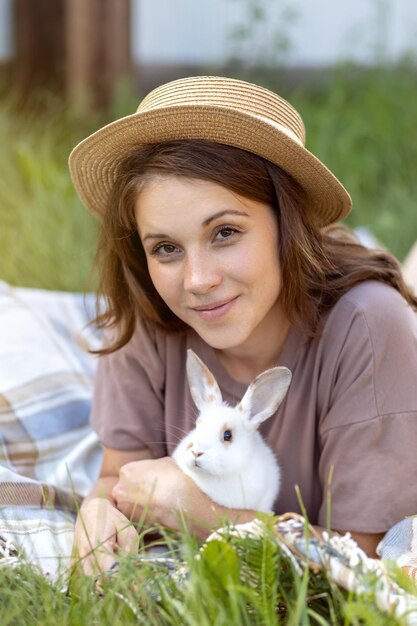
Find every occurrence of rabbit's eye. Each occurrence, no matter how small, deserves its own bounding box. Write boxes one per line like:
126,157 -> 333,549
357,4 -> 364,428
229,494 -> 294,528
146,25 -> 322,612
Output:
223,430 -> 233,442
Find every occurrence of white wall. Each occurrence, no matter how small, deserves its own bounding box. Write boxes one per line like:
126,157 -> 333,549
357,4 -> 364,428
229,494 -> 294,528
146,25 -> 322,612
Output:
132,0 -> 417,67
1,0 -> 416,65
289,0 -> 417,65
131,0 -> 239,65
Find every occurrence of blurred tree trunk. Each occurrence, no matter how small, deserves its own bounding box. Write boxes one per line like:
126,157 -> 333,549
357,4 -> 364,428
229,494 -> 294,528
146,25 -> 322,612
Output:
13,0 -> 131,110
13,0 -> 66,100
66,0 -> 131,109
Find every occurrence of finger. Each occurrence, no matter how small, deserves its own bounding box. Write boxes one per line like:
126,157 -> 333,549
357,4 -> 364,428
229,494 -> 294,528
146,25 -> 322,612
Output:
83,539 -> 118,576
115,521 -> 140,556
116,499 -> 140,521
73,524 -> 118,576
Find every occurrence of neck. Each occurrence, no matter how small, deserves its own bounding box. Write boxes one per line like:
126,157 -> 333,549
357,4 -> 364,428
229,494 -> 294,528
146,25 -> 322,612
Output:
215,300 -> 291,384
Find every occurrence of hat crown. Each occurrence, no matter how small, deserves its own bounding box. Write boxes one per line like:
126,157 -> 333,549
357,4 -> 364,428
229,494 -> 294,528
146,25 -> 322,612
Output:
137,76 -> 306,147
69,75 -> 351,224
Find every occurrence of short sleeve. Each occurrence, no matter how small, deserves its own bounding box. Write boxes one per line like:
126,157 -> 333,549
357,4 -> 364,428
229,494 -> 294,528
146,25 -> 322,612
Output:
90,319 -> 168,458
317,282 -> 417,533
319,413 -> 417,532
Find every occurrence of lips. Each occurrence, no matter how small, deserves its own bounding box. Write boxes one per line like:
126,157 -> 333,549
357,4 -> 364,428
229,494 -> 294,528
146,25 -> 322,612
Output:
191,296 -> 239,321
192,297 -> 237,311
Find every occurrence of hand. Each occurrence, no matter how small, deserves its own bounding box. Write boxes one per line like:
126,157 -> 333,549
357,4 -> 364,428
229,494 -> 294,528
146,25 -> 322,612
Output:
72,497 -> 139,576
112,457 -> 188,529
112,457 -> 258,540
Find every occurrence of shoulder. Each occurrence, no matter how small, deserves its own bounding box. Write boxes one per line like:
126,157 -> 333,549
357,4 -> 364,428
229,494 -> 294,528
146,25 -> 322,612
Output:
337,279 -> 411,313
98,317 -> 187,383
321,280 -> 417,370
324,280 -> 417,338
318,280 -> 417,421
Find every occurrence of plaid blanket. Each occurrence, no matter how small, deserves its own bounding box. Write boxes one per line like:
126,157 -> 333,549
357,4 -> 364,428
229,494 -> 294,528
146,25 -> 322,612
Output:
0,281 -> 102,579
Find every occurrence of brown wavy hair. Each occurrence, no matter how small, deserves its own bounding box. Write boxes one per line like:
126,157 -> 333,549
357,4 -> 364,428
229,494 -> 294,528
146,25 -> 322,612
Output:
91,139 -> 417,354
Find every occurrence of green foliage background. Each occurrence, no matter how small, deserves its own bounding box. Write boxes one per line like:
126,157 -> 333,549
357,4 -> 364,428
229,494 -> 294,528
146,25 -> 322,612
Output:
293,65 -> 417,259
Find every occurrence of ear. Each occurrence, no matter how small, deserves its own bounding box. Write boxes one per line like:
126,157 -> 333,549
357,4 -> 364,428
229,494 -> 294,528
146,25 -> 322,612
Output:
238,367 -> 292,429
186,349 -> 223,412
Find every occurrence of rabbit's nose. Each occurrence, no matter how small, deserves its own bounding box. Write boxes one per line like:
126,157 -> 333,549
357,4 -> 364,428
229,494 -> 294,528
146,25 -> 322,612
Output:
191,450 -> 203,458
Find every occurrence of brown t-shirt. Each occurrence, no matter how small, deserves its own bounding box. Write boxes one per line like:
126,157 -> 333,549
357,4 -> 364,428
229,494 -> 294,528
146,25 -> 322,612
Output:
91,281 -> 417,533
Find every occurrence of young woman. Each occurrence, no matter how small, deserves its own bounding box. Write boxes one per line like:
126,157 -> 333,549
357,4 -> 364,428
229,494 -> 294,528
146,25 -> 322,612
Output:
69,76 -> 417,574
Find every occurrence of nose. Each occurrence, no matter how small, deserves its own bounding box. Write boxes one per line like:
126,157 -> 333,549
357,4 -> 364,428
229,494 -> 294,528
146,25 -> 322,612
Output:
183,251 -> 222,295
191,449 -> 204,459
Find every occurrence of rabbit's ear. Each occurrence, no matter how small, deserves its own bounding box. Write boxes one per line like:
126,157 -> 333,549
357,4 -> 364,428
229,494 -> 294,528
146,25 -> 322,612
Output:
239,367 -> 292,429
186,349 -> 223,411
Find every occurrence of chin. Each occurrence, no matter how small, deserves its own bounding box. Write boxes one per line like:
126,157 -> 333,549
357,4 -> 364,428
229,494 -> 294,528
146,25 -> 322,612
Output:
194,326 -> 251,350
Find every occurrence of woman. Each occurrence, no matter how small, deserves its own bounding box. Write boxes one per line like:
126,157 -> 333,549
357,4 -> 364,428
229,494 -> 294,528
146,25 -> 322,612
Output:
69,76 -> 417,574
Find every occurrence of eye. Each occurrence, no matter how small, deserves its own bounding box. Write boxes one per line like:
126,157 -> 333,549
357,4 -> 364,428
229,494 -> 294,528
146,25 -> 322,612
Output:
214,226 -> 240,242
151,242 -> 180,258
223,429 -> 233,442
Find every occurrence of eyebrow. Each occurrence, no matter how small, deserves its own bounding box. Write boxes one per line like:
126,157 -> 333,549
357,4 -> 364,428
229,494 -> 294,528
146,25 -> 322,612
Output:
202,209 -> 249,226
142,209 -> 249,244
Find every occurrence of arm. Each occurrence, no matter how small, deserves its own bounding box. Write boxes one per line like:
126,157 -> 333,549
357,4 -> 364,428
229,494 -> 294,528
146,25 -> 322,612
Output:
313,284 -> 417,552
348,530 -> 384,557
85,446 -> 154,500
112,457 -> 384,554
72,445 -> 153,575
314,526 -> 384,558
112,457 -> 258,540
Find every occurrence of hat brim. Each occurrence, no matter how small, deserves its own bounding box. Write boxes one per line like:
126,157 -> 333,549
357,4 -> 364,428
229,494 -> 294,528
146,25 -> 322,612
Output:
69,105 -> 352,226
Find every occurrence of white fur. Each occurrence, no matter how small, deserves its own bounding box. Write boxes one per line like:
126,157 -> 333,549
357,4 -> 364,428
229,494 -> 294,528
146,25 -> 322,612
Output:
172,349 -> 292,512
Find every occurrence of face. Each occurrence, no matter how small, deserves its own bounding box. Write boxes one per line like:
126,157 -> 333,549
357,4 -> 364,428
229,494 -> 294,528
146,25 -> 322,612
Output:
180,406 -> 254,476
135,176 -> 284,353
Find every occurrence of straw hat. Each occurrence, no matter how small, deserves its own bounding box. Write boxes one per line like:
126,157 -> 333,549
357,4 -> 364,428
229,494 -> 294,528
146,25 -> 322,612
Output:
69,75 -> 351,226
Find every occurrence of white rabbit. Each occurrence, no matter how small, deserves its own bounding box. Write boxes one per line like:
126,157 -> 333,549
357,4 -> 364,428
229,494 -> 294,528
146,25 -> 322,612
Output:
172,349 -> 292,512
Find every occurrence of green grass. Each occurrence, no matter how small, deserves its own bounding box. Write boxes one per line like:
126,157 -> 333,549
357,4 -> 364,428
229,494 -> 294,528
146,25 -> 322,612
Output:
0,98 -> 99,292
292,63 -> 417,260
0,518 -> 413,626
